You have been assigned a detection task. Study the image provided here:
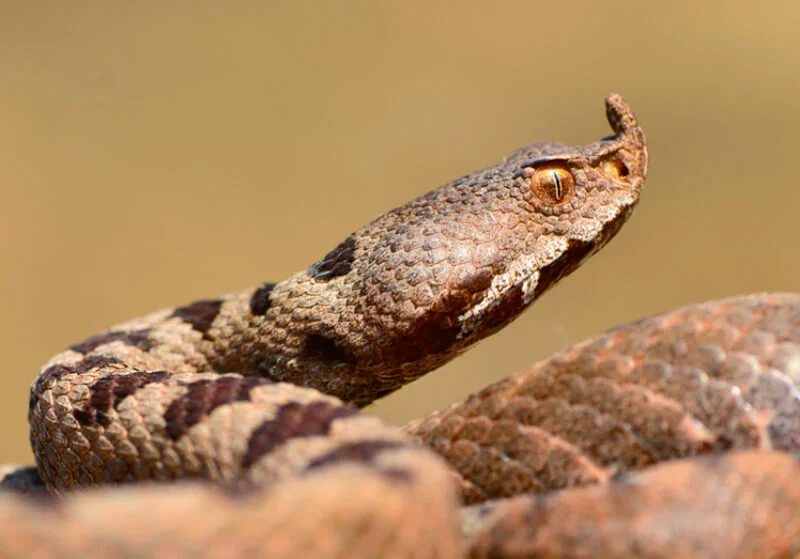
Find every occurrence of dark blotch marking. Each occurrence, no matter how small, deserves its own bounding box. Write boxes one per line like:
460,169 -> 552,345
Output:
249,283 -> 276,316
0,466 -> 48,496
164,376 -> 272,441
379,268 -> 494,366
532,209 -> 631,301
306,439 -> 406,472
531,239 -> 596,301
242,401 -> 358,468
170,299 -> 224,335
36,356 -> 123,392
35,365 -> 73,399
302,334 -> 354,365
308,235 -> 356,281
381,466 -> 413,483
31,355 -> 124,414
70,329 -> 155,354
71,409 -> 92,427
394,320 -> 462,365
479,284 -> 525,335
74,370 -> 170,427
27,390 -> 37,416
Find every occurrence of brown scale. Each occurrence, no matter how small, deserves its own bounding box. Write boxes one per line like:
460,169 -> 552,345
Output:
409,293 -> 800,514
2,95 -> 797,558
465,451 -> 800,559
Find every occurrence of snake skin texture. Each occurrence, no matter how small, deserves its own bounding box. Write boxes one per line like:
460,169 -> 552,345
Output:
409,293 -> 800,504
464,450 -> 799,558
1,95 -> 797,558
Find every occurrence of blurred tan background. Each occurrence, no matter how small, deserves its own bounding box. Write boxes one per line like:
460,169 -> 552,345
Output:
1,2 -> 799,465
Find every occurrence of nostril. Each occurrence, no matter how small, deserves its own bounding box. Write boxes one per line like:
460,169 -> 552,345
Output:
602,160 -> 631,180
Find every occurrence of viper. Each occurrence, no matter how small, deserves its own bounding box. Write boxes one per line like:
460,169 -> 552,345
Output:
1,95 -> 797,558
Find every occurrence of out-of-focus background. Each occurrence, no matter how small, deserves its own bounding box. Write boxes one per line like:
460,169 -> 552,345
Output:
1,3 -> 799,464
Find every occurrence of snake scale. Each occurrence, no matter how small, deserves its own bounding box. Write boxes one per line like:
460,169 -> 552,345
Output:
1,95 -> 798,558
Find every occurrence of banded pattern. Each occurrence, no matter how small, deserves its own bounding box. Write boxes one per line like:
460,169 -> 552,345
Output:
1,95 -> 797,558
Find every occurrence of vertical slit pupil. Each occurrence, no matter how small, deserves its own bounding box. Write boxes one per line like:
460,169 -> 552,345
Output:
552,170 -> 563,199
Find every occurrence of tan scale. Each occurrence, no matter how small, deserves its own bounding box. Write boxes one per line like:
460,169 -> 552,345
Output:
2,95 -> 799,558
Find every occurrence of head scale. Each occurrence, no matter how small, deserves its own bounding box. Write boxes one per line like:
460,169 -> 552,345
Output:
273,94 -> 648,405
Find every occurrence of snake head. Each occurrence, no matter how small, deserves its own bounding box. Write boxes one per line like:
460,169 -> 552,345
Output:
273,95 -> 647,405
366,93 -> 646,349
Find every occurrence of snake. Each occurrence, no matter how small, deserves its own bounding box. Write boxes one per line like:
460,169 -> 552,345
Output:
0,94 -> 798,559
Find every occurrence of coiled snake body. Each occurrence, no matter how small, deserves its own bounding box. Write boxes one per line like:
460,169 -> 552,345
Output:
1,95 -> 798,558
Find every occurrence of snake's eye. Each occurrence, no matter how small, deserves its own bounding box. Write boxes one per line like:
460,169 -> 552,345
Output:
528,167 -> 575,205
